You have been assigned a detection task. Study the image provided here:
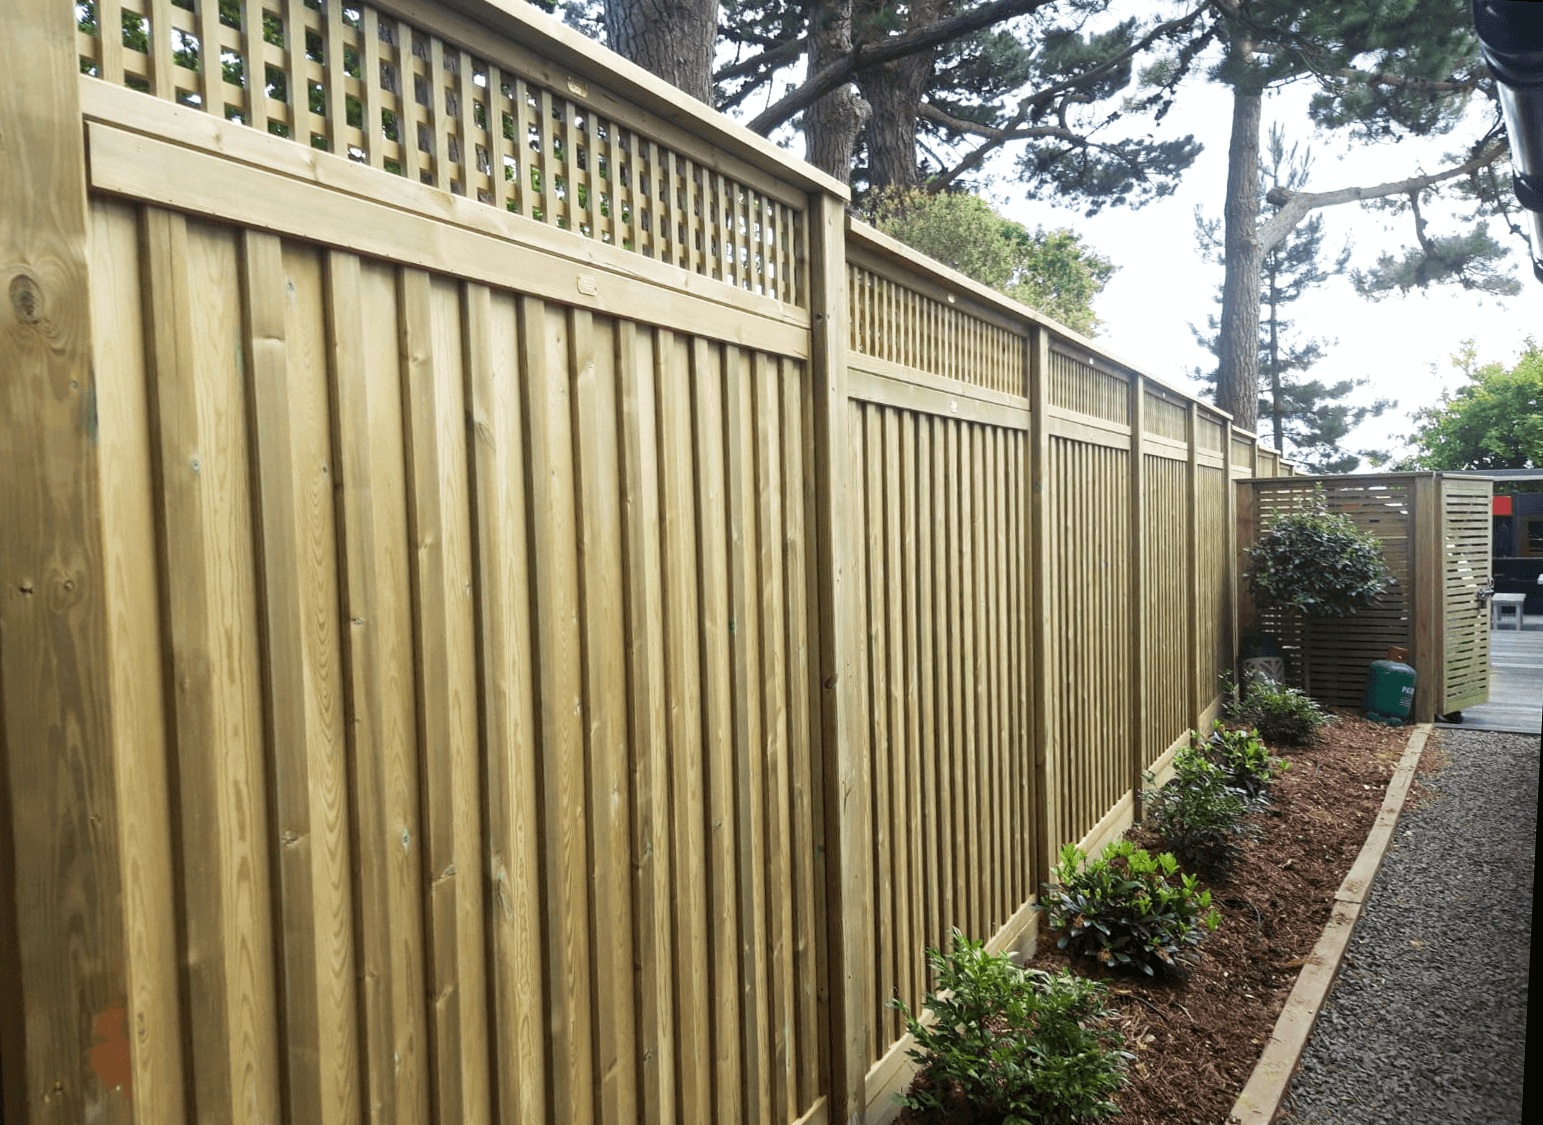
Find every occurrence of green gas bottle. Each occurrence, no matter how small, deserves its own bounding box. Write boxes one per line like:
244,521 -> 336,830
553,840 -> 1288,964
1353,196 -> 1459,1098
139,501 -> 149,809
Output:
1363,646 -> 1416,725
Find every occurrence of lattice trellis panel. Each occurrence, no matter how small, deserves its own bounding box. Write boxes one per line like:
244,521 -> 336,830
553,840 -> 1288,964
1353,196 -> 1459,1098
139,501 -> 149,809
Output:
74,0 -> 805,302
847,264 -> 1025,395
1048,347 -> 1128,424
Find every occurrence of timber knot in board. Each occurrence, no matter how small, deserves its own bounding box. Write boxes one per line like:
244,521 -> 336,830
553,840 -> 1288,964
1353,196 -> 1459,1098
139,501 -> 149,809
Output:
9,273 -> 43,324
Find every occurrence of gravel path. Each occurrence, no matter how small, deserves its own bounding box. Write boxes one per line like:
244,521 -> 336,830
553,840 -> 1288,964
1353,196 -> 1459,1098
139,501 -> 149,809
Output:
1279,728 -> 1536,1125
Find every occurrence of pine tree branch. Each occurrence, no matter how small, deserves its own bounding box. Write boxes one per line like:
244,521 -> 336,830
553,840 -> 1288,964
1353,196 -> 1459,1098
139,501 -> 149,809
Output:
745,0 -> 1058,136
1257,143 -> 1509,256
923,2 -> 1210,191
923,100 -> 1162,193
919,100 -> 1086,145
714,35 -> 807,88
1327,67 -> 1483,94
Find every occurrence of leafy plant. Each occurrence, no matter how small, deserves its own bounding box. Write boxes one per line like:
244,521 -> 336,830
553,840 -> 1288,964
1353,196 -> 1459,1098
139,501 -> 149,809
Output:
1223,673 -> 1334,747
1202,726 -> 1287,803
1245,488 -> 1390,617
1143,744 -> 1258,876
892,930 -> 1128,1125
1040,842 -> 1220,978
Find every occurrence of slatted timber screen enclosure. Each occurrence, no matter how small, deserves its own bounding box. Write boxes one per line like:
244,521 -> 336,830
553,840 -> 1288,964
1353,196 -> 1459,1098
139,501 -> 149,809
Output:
1239,474 -> 1492,724
2,3 -> 1288,1124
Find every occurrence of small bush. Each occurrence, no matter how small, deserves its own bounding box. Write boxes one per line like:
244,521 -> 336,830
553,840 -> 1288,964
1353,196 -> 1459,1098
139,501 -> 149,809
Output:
1245,489 -> 1390,617
892,930 -> 1128,1125
1144,743 -> 1258,876
1224,675 -> 1333,747
1040,842 -> 1220,978
1201,726 -> 1286,803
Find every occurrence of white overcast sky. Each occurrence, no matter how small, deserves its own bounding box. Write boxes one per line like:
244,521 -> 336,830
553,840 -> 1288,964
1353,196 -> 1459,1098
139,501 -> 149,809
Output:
989,77 -> 1541,465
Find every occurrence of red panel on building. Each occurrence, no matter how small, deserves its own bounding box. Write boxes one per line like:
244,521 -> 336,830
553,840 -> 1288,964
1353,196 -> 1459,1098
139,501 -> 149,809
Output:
1495,495 -> 1514,516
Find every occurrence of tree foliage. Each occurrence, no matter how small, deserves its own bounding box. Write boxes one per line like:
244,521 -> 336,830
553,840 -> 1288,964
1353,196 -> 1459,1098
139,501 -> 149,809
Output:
1245,490 -> 1390,618
863,188 -> 1115,334
1400,338 -> 1543,470
602,0 -> 1206,199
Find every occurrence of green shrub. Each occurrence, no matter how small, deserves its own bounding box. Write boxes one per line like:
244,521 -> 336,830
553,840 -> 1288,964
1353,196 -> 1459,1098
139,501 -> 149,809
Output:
892,930 -> 1128,1125
1245,489 -> 1390,617
1201,726 -> 1286,803
1224,674 -> 1333,746
1143,744 -> 1257,876
1040,842 -> 1220,978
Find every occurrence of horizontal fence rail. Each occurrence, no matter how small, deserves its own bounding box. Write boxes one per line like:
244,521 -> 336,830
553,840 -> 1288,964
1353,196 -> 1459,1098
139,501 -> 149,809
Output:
3,4 -> 1296,1124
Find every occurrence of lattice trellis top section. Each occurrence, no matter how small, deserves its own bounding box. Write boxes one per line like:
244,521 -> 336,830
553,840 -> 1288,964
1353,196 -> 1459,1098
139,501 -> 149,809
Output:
847,263 -> 1025,396
74,0 -> 806,305
1142,387 -> 1188,442
1048,346 -> 1128,424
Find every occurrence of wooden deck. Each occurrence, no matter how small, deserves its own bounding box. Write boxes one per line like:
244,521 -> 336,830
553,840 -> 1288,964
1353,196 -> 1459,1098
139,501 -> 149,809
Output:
1438,616 -> 1543,734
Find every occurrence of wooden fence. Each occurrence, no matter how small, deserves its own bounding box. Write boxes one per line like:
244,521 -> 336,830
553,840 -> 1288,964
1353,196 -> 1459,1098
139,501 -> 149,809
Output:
0,3 -> 1288,1124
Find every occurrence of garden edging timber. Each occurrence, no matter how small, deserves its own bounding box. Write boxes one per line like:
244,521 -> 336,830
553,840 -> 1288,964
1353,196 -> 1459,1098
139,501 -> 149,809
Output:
1227,723 -> 1433,1125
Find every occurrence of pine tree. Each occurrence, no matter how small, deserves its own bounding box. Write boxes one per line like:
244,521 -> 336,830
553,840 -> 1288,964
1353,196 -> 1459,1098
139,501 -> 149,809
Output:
1173,0 -> 1519,431
1194,126 -> 1392,473
603,0 -> 1206,197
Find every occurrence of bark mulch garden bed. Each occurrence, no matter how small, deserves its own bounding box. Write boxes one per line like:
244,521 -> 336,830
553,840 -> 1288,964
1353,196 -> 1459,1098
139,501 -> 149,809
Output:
897,711 -> 1426,1125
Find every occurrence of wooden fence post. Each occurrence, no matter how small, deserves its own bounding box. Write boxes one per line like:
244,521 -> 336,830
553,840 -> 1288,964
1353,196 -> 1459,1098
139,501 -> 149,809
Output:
1225,423 -> 1241,689
1128,377 -> 1147,818
1411,473 -> 1441,723
0,2 -> 132,1122
1027,326 -> 1056,886
809,197 -> 869,1125
1186,403 -> 1203,731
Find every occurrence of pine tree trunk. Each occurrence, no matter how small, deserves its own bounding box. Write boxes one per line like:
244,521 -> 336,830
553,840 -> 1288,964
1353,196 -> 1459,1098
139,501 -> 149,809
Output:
1217,83 -> 1263,433
803,0 -> 870,184
1267,260 -> 1284,453
858,0 -> 942,193
605,0 -> 720,104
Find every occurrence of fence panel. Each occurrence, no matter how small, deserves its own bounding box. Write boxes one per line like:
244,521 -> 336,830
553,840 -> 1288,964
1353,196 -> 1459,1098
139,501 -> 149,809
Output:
1142,452 -> 1191,767
77,185 -> 827,1124
845,396 -> 1035,1051
1046,435 -> 1133,846
1197,463 -> 1233,705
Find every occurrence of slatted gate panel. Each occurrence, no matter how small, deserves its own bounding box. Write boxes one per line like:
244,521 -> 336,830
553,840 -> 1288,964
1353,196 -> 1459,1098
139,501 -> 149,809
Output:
1442,478 -> 1492,712
1251,480 -> 1415,708
847,400 -> 1036,1052
87,195 -> 825,1125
